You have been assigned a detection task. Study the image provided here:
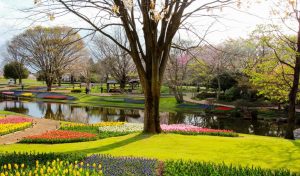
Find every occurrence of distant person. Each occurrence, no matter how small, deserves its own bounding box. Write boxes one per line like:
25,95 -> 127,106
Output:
100,87 -> 103,93
21,84 -> 24,91
85,87 -> 88,94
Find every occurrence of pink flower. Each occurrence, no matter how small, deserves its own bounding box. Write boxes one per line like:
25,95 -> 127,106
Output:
161,124 -> 234,133
0,116 -> 32,124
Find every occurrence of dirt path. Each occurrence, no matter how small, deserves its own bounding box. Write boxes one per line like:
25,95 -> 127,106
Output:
0,117 -> 60,145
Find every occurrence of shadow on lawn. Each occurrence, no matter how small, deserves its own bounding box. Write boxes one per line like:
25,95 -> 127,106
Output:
70,133 -> 152,155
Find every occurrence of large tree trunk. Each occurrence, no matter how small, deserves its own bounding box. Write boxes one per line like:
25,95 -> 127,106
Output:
46,79 -> 52,92
18,76 -> 22,85
143,79 -> 162,134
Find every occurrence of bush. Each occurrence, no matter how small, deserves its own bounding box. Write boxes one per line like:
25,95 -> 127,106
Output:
71,89 -> 82,93
223,87 -> 241,101
163,160 -> 296,176
195,92 -> 217,100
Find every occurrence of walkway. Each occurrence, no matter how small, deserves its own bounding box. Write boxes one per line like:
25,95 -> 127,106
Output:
0,117 -> 60,145
183,95 -> 235,108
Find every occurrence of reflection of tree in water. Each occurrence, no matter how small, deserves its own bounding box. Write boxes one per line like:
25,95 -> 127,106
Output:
53,104 -> 65,121
119,109 -> 126,121
44,103 -> 55,119
4,101 -> 29,114
250,120 -> 286,137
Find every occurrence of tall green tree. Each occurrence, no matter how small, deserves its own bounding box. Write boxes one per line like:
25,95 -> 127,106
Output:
3,61 -> 29,84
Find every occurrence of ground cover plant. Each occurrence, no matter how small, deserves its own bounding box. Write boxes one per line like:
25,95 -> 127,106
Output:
0,116 -> 32,136
19,130 -> 97,144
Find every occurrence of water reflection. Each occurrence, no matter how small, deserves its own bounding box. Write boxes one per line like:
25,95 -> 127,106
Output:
0,100 -> 294,137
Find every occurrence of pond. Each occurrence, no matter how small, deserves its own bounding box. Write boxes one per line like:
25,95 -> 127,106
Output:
0,100 -> 295,137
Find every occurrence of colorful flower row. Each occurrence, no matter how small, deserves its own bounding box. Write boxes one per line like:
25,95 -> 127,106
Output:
20,130 -> 97,144
97,123 -> 238,137
161,124 -> 238,137
215,106 -> 234,111
98,123 -> 143,133
0,123 -> 32,136
43,95 -> 68,100
0,159 -> 103,176
21,92 -> 33,97
61,121 -> 125,128
0,116 -> 32,124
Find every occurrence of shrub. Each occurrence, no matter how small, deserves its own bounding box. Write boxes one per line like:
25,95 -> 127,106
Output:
195,92 -> 217,100
71,89 -> 82,93
223,86 -> 241,101
83,154 -> 158,176
19,130 -> 97,144
163,160 -> 296,176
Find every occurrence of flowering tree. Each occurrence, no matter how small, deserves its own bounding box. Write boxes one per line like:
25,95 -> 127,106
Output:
32,0 -> 235,133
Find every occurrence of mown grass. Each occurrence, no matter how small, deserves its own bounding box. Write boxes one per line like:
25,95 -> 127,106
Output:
0,133 -> 300,172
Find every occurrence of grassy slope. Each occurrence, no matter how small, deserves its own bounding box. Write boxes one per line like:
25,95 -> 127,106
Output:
0,133 -> 299,172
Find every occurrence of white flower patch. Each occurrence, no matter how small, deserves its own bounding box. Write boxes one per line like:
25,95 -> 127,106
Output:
99,123 -> 143,133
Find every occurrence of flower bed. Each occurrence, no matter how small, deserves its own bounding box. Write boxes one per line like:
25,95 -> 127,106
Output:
215,106 -> 234,111
83,154 -> 157,176
0,116 -> 32,124
20,130 -> 97,144
60,122 -> 127,139
161,124 -> 238,137
61,122 -> 125,128
21,92 -> 33,97
1,92 -> 14,95
0,116 -> 33,136
98,123 -> 143,133
43,95 -> 68,100
0,159 -> 103,176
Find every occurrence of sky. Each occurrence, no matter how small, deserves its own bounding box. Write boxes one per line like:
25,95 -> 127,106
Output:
0,0 -> 289,64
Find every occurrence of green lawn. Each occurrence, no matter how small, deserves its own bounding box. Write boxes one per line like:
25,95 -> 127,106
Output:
68,93 -> 181,112
0,133 -> 299,172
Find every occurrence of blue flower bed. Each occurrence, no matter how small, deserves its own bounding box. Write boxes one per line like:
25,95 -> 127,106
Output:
83,154 -> 158,176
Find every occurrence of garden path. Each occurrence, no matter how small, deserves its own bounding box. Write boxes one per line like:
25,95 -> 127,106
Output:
0,117 -> 60,145
183,96 -> 235,108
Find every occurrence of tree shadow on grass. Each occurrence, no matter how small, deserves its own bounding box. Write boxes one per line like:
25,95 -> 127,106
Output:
69,133 -> 153,155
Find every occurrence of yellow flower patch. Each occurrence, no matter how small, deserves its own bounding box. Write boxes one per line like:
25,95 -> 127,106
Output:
0,122 -> 32,136
21,93 -> 33,97
61,122 -> 125,128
